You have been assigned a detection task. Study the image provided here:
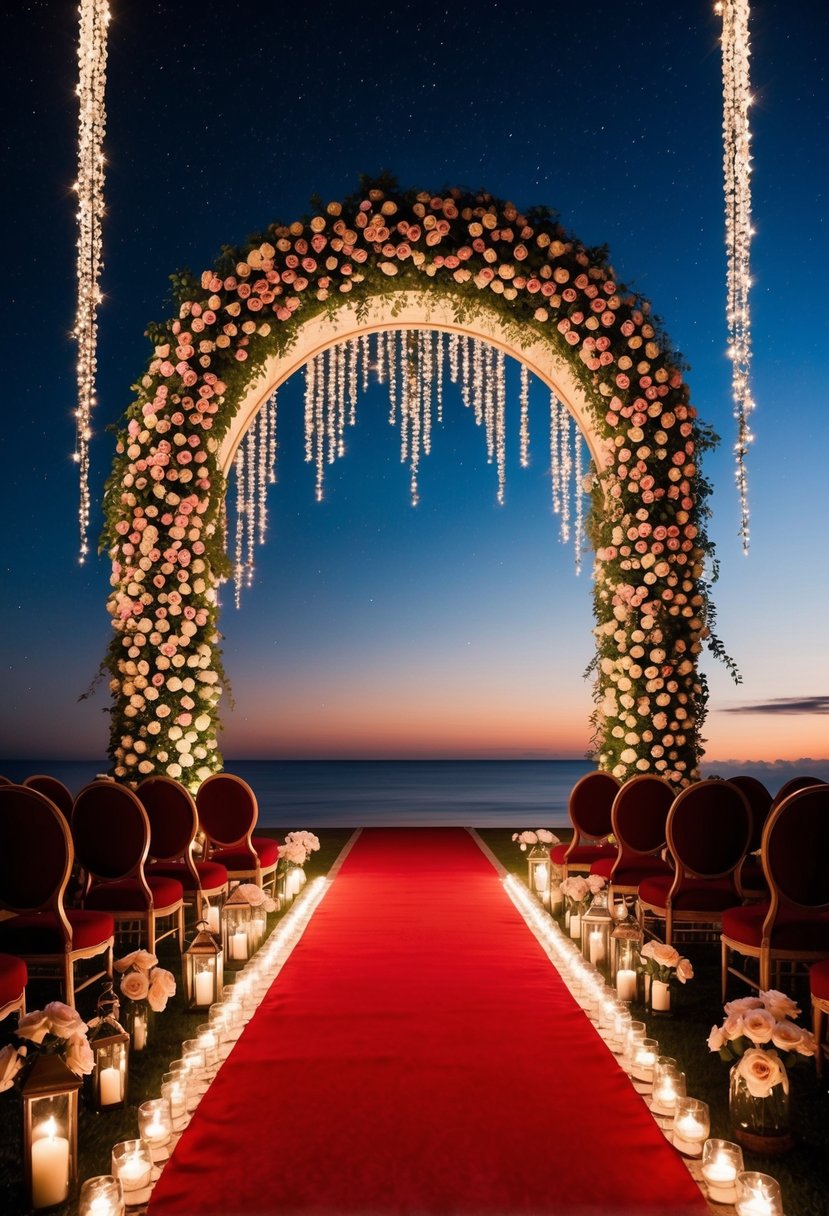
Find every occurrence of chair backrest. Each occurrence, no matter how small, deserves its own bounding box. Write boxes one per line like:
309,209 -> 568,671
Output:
568,771 -> 620,842
136,776 -> 198,862
725,775 -> 772,852
769,775 -> 826,812
196,773 -> 258,847
0,775 -> 13,785
763,785 -> 829,911
611,775 -> 674,856
23,774 -> 74,821
0,786 -> 72,913
72,782 -> 150,882
667,779 -> 752,879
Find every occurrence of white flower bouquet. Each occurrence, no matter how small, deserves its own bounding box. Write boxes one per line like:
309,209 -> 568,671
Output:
0,1002 -> 94,1093
708,990 -> 817,1094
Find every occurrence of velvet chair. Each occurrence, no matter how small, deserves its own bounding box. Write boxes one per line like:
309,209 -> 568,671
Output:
23,774 -> 74,821
591,775 -> 674,911
638,780 -> 751,946
549,771 -> 620,880
721,784 -> 829,997
196,773 -> 278,894
769,775 -> 826,810
0,954 -> 27,1021
72,781 -> 185,955
810,960 -> 829,1078
725,775 -> 772,899
0,786 -> 113,1007
136,776 -> 228,922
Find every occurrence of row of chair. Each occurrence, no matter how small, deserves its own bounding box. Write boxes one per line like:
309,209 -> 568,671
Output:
552,771 -> 829,995
0,772 -> 279,1007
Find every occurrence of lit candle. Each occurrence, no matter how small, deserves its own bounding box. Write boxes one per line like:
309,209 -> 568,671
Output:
119,1154 -> 149,1190
78,1175 -> 124,1216
652,1078 -> 679,1115
194,969 -> 214,1006
31,1119 -> 70,1209
703,1154 -> 739,1203
144,1116 -> 168,1146
632,1046 -> 657,1082
230,930 -> 248,960
206,904 -> 220,934
569,912 -> 581,939
651,979 -> 671,1011
98,1066 -> 122,1106
589,930 -> 605,966
132,1012 -> 146,1051
673,1113 -> 707,1156
616,968 -> 637,1001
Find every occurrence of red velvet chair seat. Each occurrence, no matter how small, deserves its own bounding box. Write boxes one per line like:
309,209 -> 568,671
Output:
550,842 -> 615,866
148,859 -> 228,891
0,910 -> 115,953
85,876 -> 183,912
590,855 -> 671,883
0,952 -> 28,1004
811,960 -> 829,1002
639,875 -> 738,912
722,904 -> 829,950
213,837 -> 279,870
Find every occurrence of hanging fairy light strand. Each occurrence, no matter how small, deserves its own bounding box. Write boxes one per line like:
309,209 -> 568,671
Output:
717,0 -> 756,553
232,332 -> 589,603
73,0 -> 110,562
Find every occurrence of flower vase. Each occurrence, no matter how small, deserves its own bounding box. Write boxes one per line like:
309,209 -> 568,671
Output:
648,978 -> 672,1016
121,1001 -> 151,1052
729,1060 -> 793,1155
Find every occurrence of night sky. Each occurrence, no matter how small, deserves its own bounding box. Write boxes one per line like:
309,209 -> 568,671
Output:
1,0 -> 827,763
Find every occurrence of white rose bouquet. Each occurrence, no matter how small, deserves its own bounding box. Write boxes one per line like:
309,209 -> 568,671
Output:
115,949 -> 177,1014
0,1001 -> 94,1093
234,882 -> 277,914
511,828 -> 560,852
638,940 -> 694,987
285,830 -> 321,854
707,990 -> 817,1094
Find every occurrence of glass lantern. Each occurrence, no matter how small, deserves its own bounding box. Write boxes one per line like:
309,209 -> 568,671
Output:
85,986 -> 129,1112
610,921 -> 643,1002
21,1052 -> 82,1211
203,895 -> 223,937
527,844 -> 551,909
580,889 -> 613,971
183,919 -> 224,1009
223,889 -> 253,963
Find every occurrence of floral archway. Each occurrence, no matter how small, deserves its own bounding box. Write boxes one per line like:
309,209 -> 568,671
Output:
102,178 -> 730,790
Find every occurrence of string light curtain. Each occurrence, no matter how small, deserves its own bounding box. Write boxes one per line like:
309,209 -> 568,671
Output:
74,0 -> 110,562
717,0 -> 755,553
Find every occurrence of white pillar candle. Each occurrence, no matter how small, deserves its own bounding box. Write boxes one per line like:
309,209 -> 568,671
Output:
31,1122 -> 70,1210
98,1066 -> 122,1106
230,930 -> 248,960
651,979 -> 671,1010
569,912 -> 581,939
132,1013 -> 146,1051
616,969 -> 637,1001
206,904 -> 220,934
589,930 -> 605,966
194,969 -> 214,1006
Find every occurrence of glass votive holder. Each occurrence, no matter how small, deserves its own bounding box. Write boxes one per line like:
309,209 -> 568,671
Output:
78,1175 -> 125,1216
631,1037 -> 659,1090
702,1140 -> 744,1205
196,1024 -> 219,1069
138,1098 -> 172,1155
111,1139 -> 153,1201
735,1171 -> 784,1216
650,1065 -> 686,1117
672,1097 -> 710,1157
611,1005 -> 632,1054
622,1021 -> 646,1073
160,1076 -> 187,1126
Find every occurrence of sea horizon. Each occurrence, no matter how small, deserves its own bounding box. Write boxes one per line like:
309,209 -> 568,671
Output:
2,756 -> 827,828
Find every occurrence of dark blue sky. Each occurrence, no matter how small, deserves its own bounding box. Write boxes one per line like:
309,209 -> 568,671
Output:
1,0 -> 827,762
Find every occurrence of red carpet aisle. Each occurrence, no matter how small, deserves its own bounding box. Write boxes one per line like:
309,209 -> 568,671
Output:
149,829 -> 708,1215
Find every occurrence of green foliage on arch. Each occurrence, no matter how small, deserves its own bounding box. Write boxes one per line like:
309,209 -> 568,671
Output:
102,177 -> 732,788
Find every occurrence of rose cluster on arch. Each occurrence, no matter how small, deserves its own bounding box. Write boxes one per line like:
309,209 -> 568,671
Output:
102,177 -> 724,789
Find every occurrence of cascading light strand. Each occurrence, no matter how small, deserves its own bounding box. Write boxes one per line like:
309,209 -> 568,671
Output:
73,0 -> 110,562
717,0 -> 755,553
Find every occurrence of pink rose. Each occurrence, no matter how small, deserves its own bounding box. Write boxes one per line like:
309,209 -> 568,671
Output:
737,1048 -> 787,1099
771,1019 -> 804,1053
16,1011 -> 50,1045
42,1001 -> 86,1040
676,957 -> 694,984
707,1024 -> 726,1052
760,990 -> 801,1021
0,1044 -> 24,1092
120,970 -> 150,1002
742,1007 -> 776,1044
64,1034 -> 95,1077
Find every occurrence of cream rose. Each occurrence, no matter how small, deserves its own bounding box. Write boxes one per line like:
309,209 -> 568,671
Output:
64,1034 -> 95,1077
42,1001 -> 86,1041
0,1044 -> 24,1092
770,1019 -> 803,1053
676,957 -> 694,984
120,970 -> 150,1002
641,941 -> 680,970
761,989 -> 801,1021
737,1047 -> 788,1099
707,1024 -> 726,1052
16,1011 -> 50,1045
724,995 -> 764,1016
742,1007 -> 776,1045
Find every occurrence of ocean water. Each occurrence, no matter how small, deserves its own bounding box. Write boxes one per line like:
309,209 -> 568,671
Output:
1,757 -> 826,828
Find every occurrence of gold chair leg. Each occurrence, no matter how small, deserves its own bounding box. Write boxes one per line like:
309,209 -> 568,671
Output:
177,905 -> 185,951
64,958 -> 75,1010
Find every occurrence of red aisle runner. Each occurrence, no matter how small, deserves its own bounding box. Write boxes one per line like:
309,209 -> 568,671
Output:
150,829 -> 708,1216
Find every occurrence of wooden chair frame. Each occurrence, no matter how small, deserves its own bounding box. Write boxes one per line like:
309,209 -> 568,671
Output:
556,771 -> 620,881
197,773 -> 278,894
137,776 -> 228,922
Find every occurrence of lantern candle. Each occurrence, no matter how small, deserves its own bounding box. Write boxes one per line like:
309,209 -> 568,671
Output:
230,930 -> 248,960
589,930 -> 605,966
672,1098 -> 710,1157
569,912 -> 581,939
31,1118 -> 70,1210
195,969 -> 214,1007
206,903 -> 220,935
616,969 -> 637,1001
98,1066 -> 123,1107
